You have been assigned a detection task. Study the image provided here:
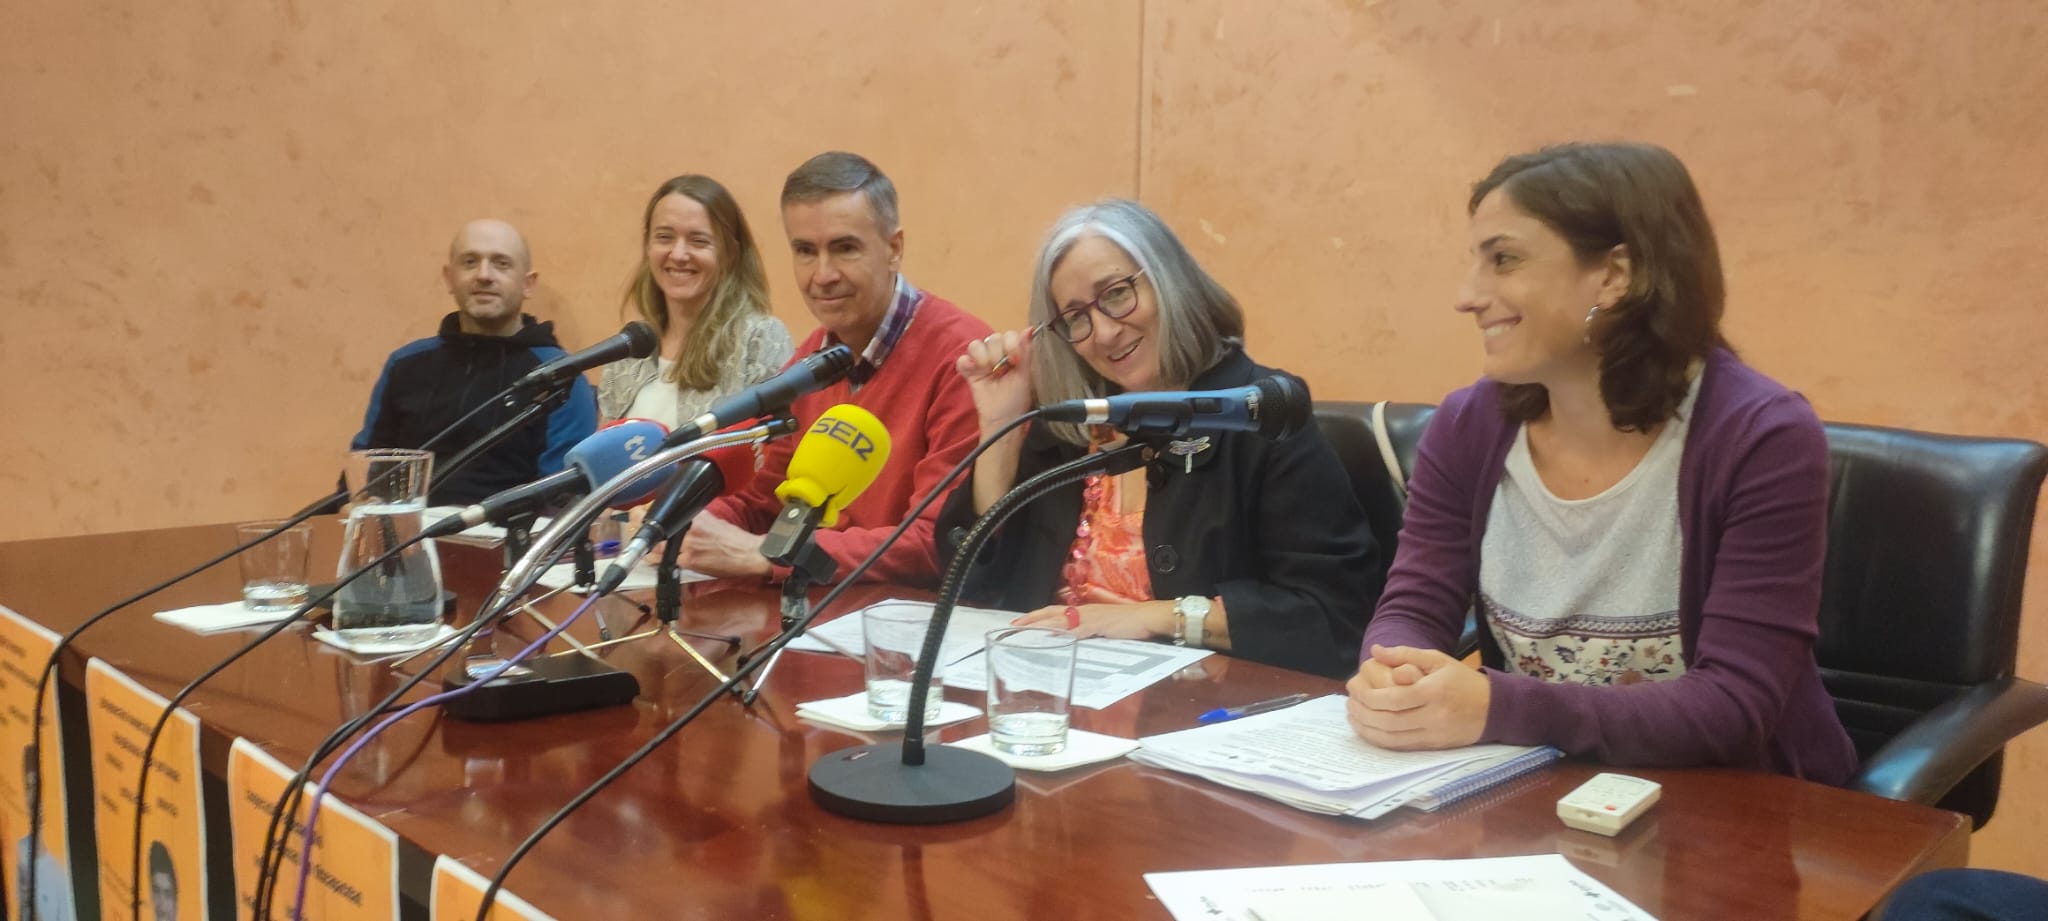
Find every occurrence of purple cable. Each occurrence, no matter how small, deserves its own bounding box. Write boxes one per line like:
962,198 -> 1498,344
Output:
288,590 -> 603,919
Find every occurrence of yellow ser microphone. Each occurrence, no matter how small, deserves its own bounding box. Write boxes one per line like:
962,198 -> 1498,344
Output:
762,404 -> 892,568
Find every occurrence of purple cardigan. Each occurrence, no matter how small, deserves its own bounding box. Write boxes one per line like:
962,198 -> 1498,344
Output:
1362,349 -> 1858,784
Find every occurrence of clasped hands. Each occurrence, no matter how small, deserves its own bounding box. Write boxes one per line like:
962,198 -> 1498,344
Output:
1344,644 -> 1491,751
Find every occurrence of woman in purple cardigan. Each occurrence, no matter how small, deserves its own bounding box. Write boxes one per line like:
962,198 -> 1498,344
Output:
1346,142 -> 1858,784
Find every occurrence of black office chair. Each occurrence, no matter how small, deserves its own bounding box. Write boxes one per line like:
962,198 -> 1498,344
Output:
1312,401 -> 1437,591
1818,422 -> 2048,828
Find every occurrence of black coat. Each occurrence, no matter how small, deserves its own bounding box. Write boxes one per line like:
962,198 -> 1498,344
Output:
351,313 -> 597,506
937,347 -> 1380,678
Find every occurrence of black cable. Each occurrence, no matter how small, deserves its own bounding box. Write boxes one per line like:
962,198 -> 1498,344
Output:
471,410 -> 1041,918
124,390 -> 561,918
252,495 -> 608,920
121,528 -> 433,920
900,441 -> 1147,761
20,382 -> 521,913
89,386 -> 559,918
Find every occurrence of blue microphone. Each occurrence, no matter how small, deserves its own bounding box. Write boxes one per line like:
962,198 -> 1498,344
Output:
421,418 -> 674,538
1036,375 -> 1309,439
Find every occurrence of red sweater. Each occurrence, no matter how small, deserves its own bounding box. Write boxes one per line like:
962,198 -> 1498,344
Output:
709,291 -> 992,585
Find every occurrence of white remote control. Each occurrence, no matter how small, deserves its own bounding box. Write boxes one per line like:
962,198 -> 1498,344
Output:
1557,772 -> 1661,836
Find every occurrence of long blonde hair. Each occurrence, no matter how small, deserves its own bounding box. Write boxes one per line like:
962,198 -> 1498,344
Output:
625,175 -> 772,390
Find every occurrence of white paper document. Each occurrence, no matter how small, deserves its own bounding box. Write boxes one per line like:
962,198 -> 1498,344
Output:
1146,854 -> 1657,921
791,600 -> 1213,709
533,559 -> 712,593
796,599 -> 1019,663
946,637 -> 1211,709
1129,695 -> 1535,816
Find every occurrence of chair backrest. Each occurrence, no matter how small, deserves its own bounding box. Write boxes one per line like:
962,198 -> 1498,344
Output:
1816,422 -> 2048,825
1312,401 -> 1437,592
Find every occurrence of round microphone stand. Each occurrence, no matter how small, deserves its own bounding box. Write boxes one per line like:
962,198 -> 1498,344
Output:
808,441 -> 1150,824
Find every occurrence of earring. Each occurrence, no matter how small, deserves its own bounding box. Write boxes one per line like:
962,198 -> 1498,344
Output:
1583,304 -> 1601,344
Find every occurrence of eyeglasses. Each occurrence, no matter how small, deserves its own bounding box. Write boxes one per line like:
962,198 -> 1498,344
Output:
1049,270 -> 1146,344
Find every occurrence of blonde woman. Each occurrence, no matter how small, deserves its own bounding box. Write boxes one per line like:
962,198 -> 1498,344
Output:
597,175 -> 793,427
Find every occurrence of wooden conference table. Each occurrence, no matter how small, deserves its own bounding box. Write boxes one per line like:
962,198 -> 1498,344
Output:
0,519 -> 1968,920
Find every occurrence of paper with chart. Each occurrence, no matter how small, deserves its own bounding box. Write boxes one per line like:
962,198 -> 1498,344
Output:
787,600 -> 1018,665
946,637 -> 1211,709
1130,695 -> 1535,815
1145,853 -> 1658,921
787,600 -> 1212,708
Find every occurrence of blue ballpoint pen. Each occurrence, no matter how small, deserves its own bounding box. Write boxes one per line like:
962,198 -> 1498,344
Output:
1196,692 -> 1313,724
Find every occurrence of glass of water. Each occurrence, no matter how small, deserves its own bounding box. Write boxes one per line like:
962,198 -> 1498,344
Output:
862,602 -> 943,723
333,449 -> 443,645
984,626 -> 1078,756
235,520 -> 312,611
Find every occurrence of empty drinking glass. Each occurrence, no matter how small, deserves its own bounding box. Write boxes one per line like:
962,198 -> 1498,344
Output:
985,626 -> 1078,756
235,520 -> 312,611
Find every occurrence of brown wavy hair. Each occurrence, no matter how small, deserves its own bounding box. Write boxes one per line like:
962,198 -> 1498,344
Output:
625,175 -> 772,391
1470,142 -> 1728,432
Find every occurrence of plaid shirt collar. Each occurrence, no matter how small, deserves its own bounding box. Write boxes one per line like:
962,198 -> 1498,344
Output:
835,274 -> 921,390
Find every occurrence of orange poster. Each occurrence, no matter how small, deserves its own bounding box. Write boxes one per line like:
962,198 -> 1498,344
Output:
0,604 -> 82,921
226,738 -> 398,921
430,855 -> 554,921
85,658 -> 209,921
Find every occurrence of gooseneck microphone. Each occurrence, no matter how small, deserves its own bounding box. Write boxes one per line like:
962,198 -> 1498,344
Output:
807,440 -> 1149,824
422,418 -> 673,538
509,321 -> 659,396
661,344 -> 857,447
1036,374 -> 1311,439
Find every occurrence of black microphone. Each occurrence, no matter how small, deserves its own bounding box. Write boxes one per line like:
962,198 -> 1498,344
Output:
1036,374 -> 1311,439
420,419 -> 672,539
660,345 -> 856,448
510,322 -> 659,396
593,440 -> 761,595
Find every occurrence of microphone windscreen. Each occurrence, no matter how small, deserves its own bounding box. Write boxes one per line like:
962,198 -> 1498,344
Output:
568,418 -> 673,508
774,403 -> 893,527
1254,375 -> 1312,440
622,321 -> 660,359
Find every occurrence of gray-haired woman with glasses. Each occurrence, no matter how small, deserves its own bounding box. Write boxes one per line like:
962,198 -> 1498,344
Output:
936,199 -> 1380,678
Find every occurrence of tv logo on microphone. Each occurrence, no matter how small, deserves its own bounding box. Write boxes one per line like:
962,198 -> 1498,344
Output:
809,417 -> 879,460
623,434 -> 650,460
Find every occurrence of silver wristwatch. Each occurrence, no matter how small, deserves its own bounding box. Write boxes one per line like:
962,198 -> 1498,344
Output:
1173,595 -> 1212,648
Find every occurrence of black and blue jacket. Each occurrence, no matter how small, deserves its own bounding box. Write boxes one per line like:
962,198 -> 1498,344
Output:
350,313 -> 598,506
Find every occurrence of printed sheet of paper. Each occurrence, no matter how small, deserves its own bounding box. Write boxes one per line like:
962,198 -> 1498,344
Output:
85,659 -> 210,921
1130,696 -> 1530,815
430,854 -> 554,921
1146,853 -> 1658,921
946,638 -> 1212,709
794,600 -> 1212,709
0,603 -> 83,921
227,738 -> 398,920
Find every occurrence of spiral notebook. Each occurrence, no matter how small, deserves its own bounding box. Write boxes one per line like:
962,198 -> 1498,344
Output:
1401,745 -> 1564,812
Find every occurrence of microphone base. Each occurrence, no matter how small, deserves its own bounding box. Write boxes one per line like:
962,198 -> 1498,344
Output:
441,654 -> 640,722
808,744 -> 1015,824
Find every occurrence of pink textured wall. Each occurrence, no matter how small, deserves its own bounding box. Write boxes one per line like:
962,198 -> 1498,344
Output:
3,0 -> 2044,879
1138,0 -> 2048,876
0,0 -> 1139,540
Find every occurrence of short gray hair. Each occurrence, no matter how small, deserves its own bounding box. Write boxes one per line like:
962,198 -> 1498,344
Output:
1028,199 -> 1245,446
781,151 -> 900,234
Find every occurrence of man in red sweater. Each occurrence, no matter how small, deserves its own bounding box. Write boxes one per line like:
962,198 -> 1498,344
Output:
682,152 -> 992,585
